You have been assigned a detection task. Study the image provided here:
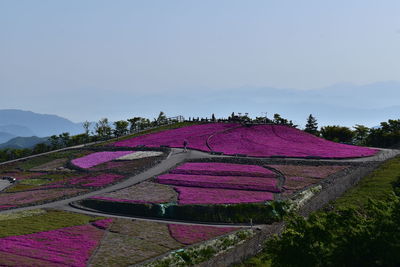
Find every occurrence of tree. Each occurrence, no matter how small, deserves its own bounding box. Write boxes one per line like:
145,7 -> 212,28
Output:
95,118 -> 112,140
127,117 -> 141,133
83,121 -> 91,136
304,114 -> 318,135
353,124 -> 370,145
365,119 -> 400,148
157,111 -> 167,124
273,113 -> 298,128
49,135 -> 60,149
211,114 -> 216,122
320,125 -> 354,143
58,132 -> 71,147
113,120 -> 129,137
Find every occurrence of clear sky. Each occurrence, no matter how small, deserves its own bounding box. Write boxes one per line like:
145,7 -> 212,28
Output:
1,0 -> 400,122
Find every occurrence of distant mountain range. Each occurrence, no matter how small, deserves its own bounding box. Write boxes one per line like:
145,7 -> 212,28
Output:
132,81 -> 400,127
0,136 -> 49,149
0,109 -> 84,148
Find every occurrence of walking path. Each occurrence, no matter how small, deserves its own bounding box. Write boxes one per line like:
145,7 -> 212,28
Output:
1,145 -> 399,226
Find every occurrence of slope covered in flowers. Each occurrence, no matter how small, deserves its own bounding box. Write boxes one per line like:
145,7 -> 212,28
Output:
114,123 -> 378,158
158,162 -> 279,204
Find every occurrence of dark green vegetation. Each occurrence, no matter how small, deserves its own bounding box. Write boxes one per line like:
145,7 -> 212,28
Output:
0,209 -> 103,238
240,156 -> 400,267
78,200 -> 289,224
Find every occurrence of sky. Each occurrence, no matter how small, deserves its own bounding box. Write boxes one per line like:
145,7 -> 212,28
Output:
1,0 -> 400,123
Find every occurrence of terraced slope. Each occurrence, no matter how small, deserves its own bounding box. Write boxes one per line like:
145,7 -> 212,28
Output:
114,123 -> 378,158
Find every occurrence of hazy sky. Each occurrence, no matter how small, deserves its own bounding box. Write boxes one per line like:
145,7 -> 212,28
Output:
1,0 -> 400,122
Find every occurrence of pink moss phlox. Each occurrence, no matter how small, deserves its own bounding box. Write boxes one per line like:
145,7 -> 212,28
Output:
92,218 -> 113,230
157,173 -> 279,192
168,224 -> 236,245
171,162 -> 276,177
208,124 -> 378,158
113,123 -> 237,151
113,123 -> 378,158
174,186 -> 274,204
0,224 -> 105,267
71,151 -> 134,169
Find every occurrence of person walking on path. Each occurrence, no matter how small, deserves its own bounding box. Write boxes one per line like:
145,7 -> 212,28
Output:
183,139 -> 188,152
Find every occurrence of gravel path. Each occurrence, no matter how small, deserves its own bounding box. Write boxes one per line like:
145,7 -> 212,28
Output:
0,180 -> 11,192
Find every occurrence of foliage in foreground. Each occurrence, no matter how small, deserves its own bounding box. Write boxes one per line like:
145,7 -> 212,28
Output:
264,196 -> 400,267
241,157 -> 400,267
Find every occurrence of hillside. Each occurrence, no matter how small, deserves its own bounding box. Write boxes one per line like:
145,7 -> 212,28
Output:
0,136 -> 49,149
114,123 -> 378,158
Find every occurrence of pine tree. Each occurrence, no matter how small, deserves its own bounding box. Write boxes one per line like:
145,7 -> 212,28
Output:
211,113 -> 216,122
304,114 -> 318,135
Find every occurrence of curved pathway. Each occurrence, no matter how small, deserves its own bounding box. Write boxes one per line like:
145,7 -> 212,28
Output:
0,146 -> 398,226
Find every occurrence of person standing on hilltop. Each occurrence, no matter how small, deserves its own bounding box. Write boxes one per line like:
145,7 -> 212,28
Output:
183,139 -> 188,152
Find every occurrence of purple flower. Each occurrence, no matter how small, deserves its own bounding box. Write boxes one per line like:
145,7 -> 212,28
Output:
157,173 -> 279,192
113,123 -> 378,158
71,151 -> 134,169
0,223 -> 106,267
174,186 -> 274,204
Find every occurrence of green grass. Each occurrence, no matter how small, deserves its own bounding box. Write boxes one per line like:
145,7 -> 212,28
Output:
0,209 -> 103,238
334,156 -> 400,209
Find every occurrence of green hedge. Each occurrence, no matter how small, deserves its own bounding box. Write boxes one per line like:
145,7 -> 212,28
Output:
78,199 -> 288,223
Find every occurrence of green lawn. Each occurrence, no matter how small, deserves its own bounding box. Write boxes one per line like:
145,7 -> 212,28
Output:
334,156 -> 400,209
0,209 -> 103,238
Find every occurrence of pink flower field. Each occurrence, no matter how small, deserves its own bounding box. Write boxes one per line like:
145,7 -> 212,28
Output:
114,123 -> 237,151
113,123 -> 378,158
71,151 -> 134,168
157,162 -> 279,204
157,173 -> 279,192
171,162 -> 276,177
0,223 -> 106,267
174,186 -> 274,204
168,224 -> 236,245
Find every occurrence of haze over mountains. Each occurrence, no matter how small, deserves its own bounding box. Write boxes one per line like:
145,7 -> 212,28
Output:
0,109 -> 84,146
113,81 -> 400,127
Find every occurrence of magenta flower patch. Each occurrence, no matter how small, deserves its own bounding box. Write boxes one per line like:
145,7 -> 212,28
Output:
71,151 -> 134,169
113,123 -> 378,158
0,224 -> 105,267
171,162 -> 276,177
157,173 -> 279,192
208,124 -> 378,158
174,186 -> 274,204
114,123 -> 236,151
168,224 -> 236,245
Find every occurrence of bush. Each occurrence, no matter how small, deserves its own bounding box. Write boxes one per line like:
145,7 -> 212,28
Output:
264,196 -> 400,267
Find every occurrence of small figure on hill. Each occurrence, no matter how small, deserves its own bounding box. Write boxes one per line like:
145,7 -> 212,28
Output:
183,139 -> 188,152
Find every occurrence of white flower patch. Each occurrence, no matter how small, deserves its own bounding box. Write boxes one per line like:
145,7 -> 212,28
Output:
115,151 -> 163,160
